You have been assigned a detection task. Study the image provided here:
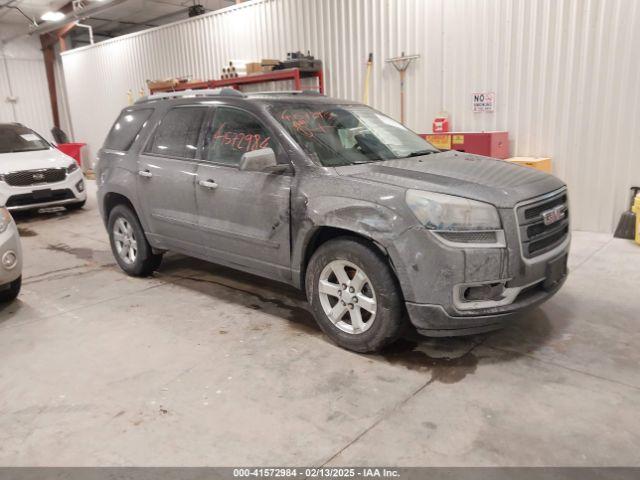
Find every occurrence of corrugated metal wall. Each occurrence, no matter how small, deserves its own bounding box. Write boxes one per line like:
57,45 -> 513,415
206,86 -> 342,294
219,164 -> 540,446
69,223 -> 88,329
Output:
60,0 -> 640,233
443,0 -> 640,233
0,25 -> 55,141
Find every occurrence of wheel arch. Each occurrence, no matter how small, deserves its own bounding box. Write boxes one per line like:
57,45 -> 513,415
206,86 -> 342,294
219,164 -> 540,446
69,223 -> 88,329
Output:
103,192 -> 137,225
101,190 -> 155,241
292,196 -> 409,291
298,225 -> 396,292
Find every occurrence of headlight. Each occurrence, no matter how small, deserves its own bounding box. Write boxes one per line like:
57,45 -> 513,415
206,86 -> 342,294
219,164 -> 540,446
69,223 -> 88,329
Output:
405,190 -> 501,230
0,207 -> 12,234
67,162 -> 79,174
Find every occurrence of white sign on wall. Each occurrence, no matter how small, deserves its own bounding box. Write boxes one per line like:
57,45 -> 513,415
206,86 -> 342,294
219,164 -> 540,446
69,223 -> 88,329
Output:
472,92 -> 496,112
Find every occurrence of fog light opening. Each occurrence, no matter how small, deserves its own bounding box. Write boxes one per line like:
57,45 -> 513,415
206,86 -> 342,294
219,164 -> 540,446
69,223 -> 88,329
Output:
76,179 -> 85,192
2,250 -> 17,270
463,282 -> 505,302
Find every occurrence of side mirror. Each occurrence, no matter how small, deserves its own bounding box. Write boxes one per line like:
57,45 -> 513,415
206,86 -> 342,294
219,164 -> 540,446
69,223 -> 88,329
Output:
239,148 -> 277,172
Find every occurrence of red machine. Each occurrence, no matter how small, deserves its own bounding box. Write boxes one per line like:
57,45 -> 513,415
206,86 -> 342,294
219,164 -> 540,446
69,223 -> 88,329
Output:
57,142 -> 86,166
422,131 -> 509,159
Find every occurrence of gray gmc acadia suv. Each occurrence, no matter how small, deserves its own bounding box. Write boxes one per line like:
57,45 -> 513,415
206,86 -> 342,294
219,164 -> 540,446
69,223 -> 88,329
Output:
96,89 -> 569,352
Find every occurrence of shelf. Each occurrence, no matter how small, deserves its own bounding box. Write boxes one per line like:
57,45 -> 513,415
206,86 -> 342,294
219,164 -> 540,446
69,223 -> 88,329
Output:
150,68 -> 324,94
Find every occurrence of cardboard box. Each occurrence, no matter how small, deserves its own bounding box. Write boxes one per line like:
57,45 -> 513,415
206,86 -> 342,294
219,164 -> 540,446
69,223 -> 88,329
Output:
245,62 -> 263,75
147,78 -> 178,90
422,134 -> 451,150
507,157 -> 552,173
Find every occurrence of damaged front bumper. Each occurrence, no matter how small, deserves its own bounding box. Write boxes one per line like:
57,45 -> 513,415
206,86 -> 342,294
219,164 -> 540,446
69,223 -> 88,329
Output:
386,211 -> 570,336
406,273 -> 567,336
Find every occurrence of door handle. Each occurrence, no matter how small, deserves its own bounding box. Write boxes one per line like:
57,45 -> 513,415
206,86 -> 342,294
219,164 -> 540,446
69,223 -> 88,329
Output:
138,169 -> 153,178
198,179 -> 218,190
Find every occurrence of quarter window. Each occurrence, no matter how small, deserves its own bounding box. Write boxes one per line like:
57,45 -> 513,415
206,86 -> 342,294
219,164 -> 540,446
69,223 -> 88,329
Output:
147,107 -> 207,159
205,107 -> 274,166
104,108 -> 153,151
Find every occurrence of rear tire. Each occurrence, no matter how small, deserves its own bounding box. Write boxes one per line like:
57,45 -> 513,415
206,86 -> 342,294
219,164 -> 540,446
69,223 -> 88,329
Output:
305,237 -> 406,353
0,276 -> 21,302
108,204 -> 162,277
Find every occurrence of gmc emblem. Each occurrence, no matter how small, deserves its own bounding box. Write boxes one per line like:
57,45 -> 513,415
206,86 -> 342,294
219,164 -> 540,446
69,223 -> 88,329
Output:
542,205 -> 566,226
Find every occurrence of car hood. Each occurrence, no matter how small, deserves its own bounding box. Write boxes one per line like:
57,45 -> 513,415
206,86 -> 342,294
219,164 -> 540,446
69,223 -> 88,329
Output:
0,148 -> 74,173
334,151 -> 565,208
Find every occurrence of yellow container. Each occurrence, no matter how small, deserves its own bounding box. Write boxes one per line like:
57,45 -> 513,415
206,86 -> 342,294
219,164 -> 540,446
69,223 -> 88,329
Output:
633,195 -> 640,245
506,157 -> 553,173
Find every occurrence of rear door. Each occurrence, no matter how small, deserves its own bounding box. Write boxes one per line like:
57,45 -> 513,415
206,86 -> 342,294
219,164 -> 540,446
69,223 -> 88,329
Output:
195,105 -> 292,280
137,105 -> 207,252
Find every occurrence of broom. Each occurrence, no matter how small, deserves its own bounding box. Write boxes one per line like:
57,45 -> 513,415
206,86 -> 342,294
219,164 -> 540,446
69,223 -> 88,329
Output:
362,53 -> 373,105
614,186 -> 640,239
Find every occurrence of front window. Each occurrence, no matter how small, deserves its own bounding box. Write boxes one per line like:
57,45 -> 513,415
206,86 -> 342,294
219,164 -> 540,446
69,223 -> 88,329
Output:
0,125 -> 51,154
269,103 -> 437,167
204,107 -> 276,166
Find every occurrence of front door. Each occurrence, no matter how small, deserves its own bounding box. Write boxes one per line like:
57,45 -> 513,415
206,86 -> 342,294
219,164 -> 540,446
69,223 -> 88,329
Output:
195,106 -> 292,281
137,105 -> 207,252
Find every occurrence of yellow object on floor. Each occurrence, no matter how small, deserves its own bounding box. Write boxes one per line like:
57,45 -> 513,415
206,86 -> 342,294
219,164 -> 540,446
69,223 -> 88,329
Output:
507,157 -> 552,173
633,194 -> 640,245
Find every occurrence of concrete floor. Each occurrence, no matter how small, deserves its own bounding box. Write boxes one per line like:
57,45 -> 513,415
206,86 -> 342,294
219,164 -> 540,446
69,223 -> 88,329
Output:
0,180 -> 638,466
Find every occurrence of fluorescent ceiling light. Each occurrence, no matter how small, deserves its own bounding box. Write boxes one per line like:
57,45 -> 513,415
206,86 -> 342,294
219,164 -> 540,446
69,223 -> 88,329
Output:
40,11 -> 66,21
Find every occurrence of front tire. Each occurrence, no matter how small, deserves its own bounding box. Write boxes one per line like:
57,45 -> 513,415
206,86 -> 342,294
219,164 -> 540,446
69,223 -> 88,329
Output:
108,204 -> 162,277
0,276 -> 21,302
306,237 -> 406,353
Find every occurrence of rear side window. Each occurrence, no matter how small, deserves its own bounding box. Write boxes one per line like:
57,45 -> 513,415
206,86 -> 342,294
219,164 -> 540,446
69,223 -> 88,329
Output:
146,106 -> 207,159
205,107 -> 275,166
104,109 -> 153,151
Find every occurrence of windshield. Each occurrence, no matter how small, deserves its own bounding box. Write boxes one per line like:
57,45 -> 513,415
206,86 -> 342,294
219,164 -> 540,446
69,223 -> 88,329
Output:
269,102 -> 438,167
0,125 -> 51,154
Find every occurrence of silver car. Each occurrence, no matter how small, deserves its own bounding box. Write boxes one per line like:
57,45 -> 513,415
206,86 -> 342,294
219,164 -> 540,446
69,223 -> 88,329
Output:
0,206 -> 22,302
96,90 -> 569,352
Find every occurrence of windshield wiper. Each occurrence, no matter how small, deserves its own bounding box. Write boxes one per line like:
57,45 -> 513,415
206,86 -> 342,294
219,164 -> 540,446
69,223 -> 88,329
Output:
404,149 -> 438,158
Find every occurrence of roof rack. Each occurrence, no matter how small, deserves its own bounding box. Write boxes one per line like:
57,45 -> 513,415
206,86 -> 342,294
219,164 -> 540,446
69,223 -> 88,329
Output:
247,90 -> 324,97
137,88 -> 245,103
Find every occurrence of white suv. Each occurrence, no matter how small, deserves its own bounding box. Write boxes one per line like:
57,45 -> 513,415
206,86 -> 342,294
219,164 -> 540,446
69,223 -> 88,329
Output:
0,123 -> 87,212
0,206 -> 21,302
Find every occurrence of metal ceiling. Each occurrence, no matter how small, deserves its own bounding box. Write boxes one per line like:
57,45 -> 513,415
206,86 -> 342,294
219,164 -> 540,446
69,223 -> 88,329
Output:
74,0 -> 235,42
0,0 -> 69,26
0,0 -> 235,46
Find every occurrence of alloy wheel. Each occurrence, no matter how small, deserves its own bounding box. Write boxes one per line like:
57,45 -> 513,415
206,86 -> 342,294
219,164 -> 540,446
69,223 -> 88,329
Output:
318,259 -> 377,334
113,217 -> 138,265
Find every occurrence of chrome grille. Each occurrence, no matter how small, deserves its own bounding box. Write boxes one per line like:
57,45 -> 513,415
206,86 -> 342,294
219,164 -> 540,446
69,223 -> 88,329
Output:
517,189 -> 569,258
4,168 -> 67,187
524,193 -> 567,219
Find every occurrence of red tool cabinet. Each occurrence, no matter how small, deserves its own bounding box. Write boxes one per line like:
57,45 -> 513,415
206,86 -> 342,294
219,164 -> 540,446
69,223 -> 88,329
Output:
422,132 -> 509,159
